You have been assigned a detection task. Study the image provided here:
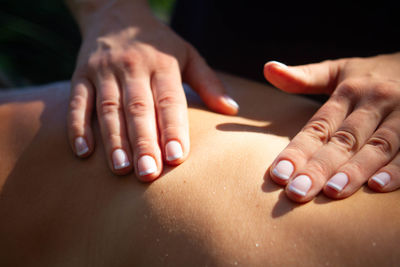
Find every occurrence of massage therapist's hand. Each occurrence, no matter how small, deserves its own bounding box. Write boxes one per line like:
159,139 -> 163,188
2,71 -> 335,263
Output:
65,0 -> 238,181
264,53 -> 400,202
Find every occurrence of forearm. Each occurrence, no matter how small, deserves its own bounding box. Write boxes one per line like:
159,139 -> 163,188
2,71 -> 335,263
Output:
64,0 -> 152,37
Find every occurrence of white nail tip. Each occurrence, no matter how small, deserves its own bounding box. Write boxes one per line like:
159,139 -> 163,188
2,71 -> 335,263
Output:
326,172 -> 348,192
75,137 -> 89,156
371,172 -> 390,187
288,175 -> 312,197
272,168 -> 290,180
224,95 -> 239,109
371,177 -> 385,187
139,167 -> 157,176
326,181 -> 344,192
268,61 -> 287,68
272,160 -> 294,180
113,149 -> 130,170
166,140 -> 183,162
288,185 -> 307,197
138,155 -> 157,176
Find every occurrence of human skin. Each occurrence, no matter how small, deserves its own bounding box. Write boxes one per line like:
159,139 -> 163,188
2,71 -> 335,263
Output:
64,0 -> 238,181
0,74 -> 399,266
65,0 -> 400,203
265,53 -> 400,202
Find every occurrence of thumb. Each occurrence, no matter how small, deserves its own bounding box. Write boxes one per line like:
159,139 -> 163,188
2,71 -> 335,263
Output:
182,46 -> 239,115
263,60 -> 344,95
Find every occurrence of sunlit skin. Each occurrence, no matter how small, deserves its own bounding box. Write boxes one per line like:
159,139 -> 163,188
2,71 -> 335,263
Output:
1,74 -> 399,266
65,0 -> 400,202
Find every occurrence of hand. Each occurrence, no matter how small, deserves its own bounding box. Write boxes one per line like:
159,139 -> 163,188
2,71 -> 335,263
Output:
264,53 -> 400,202
67,3 -> 238,181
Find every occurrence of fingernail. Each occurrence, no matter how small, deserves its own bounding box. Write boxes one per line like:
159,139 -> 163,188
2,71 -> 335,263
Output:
269,60 -> 287,69
224,95 -> 239,110
272,160 -> 294,180
326,172 -> 349,192
112,148 -> 130,170
288,175 -> 312,197
75,137 -> 89,156
371,172 -> 391,187
165,140 -> 183,161
138,155 -> 157,176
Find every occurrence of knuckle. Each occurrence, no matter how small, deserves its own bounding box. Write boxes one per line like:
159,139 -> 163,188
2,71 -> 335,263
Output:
158,54 -> 179,70
367,129 -> 396,156
125,97 -> 151,116
160,125 -> 186,139
157,93 -> 182,109
119,52 -> 143,74
69,94 -> 86,111
98,99 -> 121,116
367,81 -> 397,102
335,79 -> 362,100
133,137 -> 154,153
302,118 -> 333,143
330,129 -> 358,152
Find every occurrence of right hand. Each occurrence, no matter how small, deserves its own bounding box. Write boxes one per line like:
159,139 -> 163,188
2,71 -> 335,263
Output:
67,3 -> 239,181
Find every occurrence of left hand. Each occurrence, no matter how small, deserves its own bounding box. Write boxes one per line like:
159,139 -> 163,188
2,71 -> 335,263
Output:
264,52 -> 400,202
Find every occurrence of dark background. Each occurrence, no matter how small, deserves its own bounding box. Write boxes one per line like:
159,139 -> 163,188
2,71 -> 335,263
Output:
0,0 -> 175,88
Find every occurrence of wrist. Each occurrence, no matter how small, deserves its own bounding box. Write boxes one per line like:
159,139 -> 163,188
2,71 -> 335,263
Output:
66,0 -> 152,38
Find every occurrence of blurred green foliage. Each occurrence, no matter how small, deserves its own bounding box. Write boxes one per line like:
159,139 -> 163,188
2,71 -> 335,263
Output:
0,0 -> 175,88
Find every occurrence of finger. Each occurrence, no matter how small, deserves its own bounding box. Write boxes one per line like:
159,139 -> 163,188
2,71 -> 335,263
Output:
122,74 -> 162,182
270,92 -> 352,185
151,63 -> 189,165
263,60 -> 344,94
67,77 -> 95,158
286,105 -> 384,202
325,110 -> 400,198
183,46 -> 239,115
368,154 -> 400,193
96,74 -> 132,175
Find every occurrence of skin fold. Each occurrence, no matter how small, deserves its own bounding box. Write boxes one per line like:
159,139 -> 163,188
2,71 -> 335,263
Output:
0,74 -> 399,266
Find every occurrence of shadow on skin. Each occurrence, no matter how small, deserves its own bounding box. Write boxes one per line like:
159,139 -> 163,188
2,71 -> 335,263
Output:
0,84 -> 212,265
261,170 -> 301,217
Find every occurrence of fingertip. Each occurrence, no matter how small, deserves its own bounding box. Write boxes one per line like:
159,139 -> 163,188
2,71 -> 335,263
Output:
368,172 -> 391,192
111,148 -> 133,176
136,154 -> 161,182
285,175 -> 314,203
206,94 -> 239,115
270,159 -> 294,185
74,136 -> 91,158
165,140 -> 187,165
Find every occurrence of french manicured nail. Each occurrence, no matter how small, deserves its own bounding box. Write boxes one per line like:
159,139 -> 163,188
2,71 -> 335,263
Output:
272,160 -> 294,180
269,60 -> 287,69
138,155 -> 157,176
224,95 -> 239,110
75,137 -> 89,156
112,148 -> 130,170
288,175 -> 312,197
371,172 -> 391,187
326,172 -> 349,192
165,140 -> 183,161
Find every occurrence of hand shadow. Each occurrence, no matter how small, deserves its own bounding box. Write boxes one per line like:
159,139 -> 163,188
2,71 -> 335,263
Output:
261,169 -> 301,217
